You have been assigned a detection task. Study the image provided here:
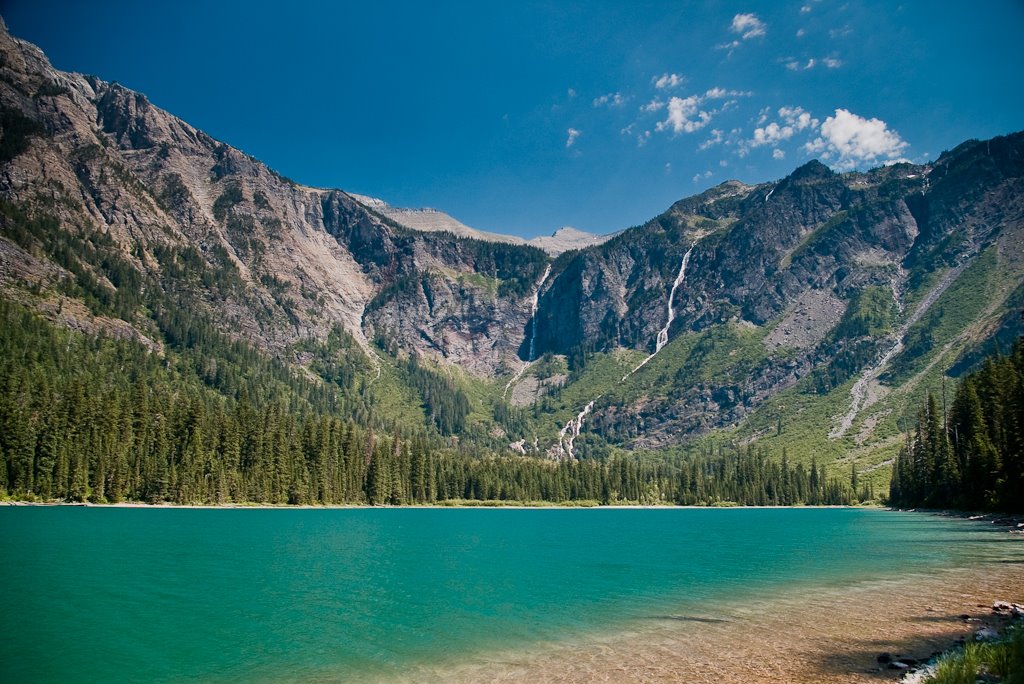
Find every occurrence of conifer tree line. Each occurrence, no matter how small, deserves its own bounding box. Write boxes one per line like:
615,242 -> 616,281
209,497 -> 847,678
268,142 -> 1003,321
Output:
0,299 -> 868,506
889,339 -> 1024,511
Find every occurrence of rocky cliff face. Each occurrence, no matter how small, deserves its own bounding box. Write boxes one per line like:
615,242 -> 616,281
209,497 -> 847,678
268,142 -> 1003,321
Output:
535,162 -> 924,356
530,136 -> 1023,448
0,20 -> 547,376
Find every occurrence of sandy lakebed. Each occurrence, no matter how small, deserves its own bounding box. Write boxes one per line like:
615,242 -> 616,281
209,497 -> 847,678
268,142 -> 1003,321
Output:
414,561 -> 1022,684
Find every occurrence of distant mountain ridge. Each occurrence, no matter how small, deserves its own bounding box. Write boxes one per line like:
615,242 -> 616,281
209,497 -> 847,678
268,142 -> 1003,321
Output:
348,193 -> 611,255
1,17 -> 1022,478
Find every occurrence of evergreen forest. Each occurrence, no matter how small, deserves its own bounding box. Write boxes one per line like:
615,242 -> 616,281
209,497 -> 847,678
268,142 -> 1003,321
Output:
889,339 -> 1024,511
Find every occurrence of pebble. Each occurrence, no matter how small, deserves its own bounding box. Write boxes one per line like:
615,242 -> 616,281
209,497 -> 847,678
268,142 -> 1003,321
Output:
992,600 -> 1024,619
975,626 -> 999,641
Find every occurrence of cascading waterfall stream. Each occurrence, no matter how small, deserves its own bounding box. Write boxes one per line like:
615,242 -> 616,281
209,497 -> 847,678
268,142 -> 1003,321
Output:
558,400 -> 595,460
503,265 -> 552,398
657,242 -> 696,352
623,242 -> 697,381
528,264 -> 552,362
555,241 -> 700,459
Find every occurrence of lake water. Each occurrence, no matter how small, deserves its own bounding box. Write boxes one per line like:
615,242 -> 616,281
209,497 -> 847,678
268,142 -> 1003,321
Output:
1,507 -> 1020,682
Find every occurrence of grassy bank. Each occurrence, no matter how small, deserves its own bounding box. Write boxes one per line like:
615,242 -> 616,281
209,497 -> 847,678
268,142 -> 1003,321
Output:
923,622 -> 1023,684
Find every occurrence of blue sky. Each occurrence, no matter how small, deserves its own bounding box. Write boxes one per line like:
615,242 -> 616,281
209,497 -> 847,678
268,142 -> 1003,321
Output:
4,1 -> 1023,238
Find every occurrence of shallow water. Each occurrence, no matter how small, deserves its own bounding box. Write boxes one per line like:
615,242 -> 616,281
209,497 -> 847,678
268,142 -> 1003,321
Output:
0,507 -> 1020,682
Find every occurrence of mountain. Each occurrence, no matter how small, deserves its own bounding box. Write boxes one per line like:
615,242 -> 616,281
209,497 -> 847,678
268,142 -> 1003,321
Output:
1,18 -> 1022,490
348,193 -> 610,256
529,227 -> 611,255
0,19 -> 557,378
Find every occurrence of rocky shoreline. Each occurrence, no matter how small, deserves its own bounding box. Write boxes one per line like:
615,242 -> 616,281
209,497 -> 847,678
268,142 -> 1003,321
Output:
895,508 -> 1024,533
888,601 -> 1023,683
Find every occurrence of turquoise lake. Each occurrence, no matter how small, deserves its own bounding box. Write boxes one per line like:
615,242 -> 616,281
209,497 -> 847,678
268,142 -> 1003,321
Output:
1,507 -> 1021,682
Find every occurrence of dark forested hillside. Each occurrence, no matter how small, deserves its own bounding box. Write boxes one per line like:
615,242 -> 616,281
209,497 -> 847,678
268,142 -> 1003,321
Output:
889,339 -> 1024,511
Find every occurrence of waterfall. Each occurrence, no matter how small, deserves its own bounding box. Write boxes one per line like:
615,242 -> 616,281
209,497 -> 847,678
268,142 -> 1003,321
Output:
528,264 -> 552,362
657,242 -> 696,352
558,400 -> 595,460
546,239 -> 701,457
503,265 -> 552,399
623,242 -> 697,380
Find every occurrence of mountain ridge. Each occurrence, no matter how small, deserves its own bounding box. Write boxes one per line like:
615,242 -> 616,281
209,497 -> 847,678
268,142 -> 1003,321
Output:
347,193 -> 610,256
1,19 -> 1022,476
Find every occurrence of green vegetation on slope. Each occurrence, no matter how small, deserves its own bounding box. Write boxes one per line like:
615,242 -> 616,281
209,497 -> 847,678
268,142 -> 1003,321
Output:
886,248 -> 1000,384
833,285 -> 896,339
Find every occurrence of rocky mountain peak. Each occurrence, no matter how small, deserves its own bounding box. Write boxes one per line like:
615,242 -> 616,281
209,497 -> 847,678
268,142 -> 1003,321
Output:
787,159 -> 835,184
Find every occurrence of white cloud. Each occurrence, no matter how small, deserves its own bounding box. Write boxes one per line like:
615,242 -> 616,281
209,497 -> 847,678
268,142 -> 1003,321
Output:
637,90 -> 747,141
786,56 -> 842,71
665,162 -> 672,173
654,73 -> 685,89
567,88 -> 577,99
787,58 -> 816,71
699,128 -> 725,150
731,13 -> 767,39
829,25 -> 852,39
800,4 -> 813,13
566,128 -> 581,148
741,106 -> 819,156
656,95 -> 712,135
778,106 -> 817,131
692,170 -> 713,183
593,92 -> 626,108
804,109 -> 909,170
641,98 -> 665,113
705,87 -> 751,99
796,28 -> 806,38
751,122 -> 795,148
636,130 -> 652,147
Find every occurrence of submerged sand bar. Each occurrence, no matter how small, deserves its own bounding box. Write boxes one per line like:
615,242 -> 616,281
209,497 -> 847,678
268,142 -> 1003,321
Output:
413,555 -> 1022,683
